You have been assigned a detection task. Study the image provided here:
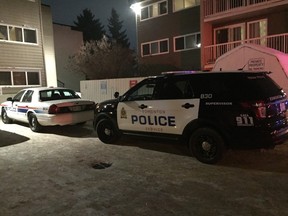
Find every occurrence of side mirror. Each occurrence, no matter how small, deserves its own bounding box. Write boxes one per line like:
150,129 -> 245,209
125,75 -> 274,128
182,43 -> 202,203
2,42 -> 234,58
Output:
7,97 -> 13,101
114,91 -> 119,98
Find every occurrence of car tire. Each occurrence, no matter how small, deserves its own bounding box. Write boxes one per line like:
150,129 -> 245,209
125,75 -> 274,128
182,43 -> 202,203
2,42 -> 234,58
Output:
96,119 -> 120,144
1,109 -> 12,124
28,113 -> 42,132
189,127 -> 225,164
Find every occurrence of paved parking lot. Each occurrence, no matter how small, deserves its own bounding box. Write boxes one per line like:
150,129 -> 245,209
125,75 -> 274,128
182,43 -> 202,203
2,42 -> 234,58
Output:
0,120 -> 288,216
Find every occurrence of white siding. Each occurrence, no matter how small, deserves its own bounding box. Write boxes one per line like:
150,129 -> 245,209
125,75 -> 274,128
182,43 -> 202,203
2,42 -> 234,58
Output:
80,77 -> 146,103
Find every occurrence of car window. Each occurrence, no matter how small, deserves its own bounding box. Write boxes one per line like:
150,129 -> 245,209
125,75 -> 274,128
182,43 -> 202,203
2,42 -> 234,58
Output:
22,90 -> 34,102
231,74 -> 282,100
157,77 -> 194,100
13,90 -> 26,102
125,79 -> 158,101
190,73 -> 282,100
39,89 -> 80,101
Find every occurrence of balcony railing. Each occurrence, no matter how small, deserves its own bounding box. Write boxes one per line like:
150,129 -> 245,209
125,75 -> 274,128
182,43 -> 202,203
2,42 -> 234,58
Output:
204,0 -> 277,17
204,33 -> 288,68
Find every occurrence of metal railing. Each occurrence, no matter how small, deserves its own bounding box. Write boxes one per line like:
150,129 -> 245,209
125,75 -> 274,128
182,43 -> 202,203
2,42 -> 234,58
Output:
204,33 -> 288,66
204,0 -> 278,16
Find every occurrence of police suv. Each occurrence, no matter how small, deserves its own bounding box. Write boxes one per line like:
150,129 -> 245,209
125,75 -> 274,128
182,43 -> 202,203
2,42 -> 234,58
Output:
93,71 -> 288,164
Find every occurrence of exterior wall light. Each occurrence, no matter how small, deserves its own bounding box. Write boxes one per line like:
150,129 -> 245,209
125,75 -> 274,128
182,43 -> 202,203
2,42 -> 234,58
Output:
130,2 -> 142,15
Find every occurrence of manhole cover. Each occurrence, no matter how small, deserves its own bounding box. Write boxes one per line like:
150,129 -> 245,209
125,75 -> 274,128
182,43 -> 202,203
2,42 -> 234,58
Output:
91,161 -> 112,169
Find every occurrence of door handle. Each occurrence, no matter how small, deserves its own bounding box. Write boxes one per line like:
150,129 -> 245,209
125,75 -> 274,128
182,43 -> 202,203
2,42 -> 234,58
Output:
181,103 -> 194,109
138,104 -> 148,109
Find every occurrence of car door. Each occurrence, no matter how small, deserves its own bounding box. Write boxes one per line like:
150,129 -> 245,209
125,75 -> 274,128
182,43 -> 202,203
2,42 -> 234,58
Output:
7,90 -> 26,120
117,76 -> 200,135
16,90 -> 34,122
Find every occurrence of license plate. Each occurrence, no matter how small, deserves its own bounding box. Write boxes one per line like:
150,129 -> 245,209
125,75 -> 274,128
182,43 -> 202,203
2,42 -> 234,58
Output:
70,106 -> 82,112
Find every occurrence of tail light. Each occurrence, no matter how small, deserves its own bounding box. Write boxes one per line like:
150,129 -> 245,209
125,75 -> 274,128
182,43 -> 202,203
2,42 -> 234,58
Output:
252,101 -> 267,119
48,104 -> 60,114
241,100 -> 267,119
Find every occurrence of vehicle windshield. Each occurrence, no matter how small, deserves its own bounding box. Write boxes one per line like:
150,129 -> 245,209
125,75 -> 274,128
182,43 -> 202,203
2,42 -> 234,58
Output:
40,89 -> 80,101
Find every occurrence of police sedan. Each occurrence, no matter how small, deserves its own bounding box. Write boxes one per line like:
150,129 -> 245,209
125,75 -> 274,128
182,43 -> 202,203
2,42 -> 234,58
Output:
1,87 -> 95,132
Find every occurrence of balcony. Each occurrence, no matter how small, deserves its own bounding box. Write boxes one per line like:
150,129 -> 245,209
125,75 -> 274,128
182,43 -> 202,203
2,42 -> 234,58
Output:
204,0 -> 287,21
204,33 -> 288,69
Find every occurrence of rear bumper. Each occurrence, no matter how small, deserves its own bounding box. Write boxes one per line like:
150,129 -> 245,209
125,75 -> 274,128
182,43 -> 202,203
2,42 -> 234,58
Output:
230,125 -> 288,148
37,110 -> 94,126
271,126 -> 288,145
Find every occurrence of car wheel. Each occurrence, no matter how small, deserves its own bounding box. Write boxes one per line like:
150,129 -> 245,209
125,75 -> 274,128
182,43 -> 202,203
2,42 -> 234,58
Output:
28,113 -> 42,132
189,127 -> 225,164
1,109 -> 12,124
96,119 -> 120,144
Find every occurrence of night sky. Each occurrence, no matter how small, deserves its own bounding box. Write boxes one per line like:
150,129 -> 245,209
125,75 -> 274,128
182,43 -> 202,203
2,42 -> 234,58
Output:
41,0 -> 136,48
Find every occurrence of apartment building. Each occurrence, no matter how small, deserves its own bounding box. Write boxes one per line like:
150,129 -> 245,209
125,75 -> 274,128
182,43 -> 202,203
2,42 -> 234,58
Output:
53,23 -> 85,91
131,0 -> 201,71
201,0 -> 288,70
0,0 -> 57,98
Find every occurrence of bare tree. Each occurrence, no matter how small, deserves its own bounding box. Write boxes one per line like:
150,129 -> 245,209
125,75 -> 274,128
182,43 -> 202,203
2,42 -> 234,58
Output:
70,36 -> 135,80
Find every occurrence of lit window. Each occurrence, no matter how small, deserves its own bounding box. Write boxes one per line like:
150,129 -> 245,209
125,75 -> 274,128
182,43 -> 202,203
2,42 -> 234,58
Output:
174,33 -> 201,51
9,26 -> 23,42
173,0 -> 200,12
140,1 -> 168,21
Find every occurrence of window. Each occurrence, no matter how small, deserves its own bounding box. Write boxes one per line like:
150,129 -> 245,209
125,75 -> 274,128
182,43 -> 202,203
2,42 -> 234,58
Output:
0,25 -> 8,40
0,24 -> 37,44
24,29 -> 37,43
174,33 -> 201,51
173,0 -> 200,12
9,26 -> 22,42
0,72 -> 12,85
157,77 -> 194,99
140,1 -> 167,21
247,19 -> 267,45
125,79 -> 158,101
13,72 -> 26,85
213,24 -> 245,57
40,89 -> 83,101
141,39 -> 169,56
22,90 -> 34,102
13,90 -> 26,102
214,23 -> 245,44
27,72 -> 40,85
0,71 -> 40,86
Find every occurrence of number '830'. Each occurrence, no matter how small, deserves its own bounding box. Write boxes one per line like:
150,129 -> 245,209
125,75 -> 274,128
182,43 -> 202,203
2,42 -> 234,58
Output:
200,94 -> 212,99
